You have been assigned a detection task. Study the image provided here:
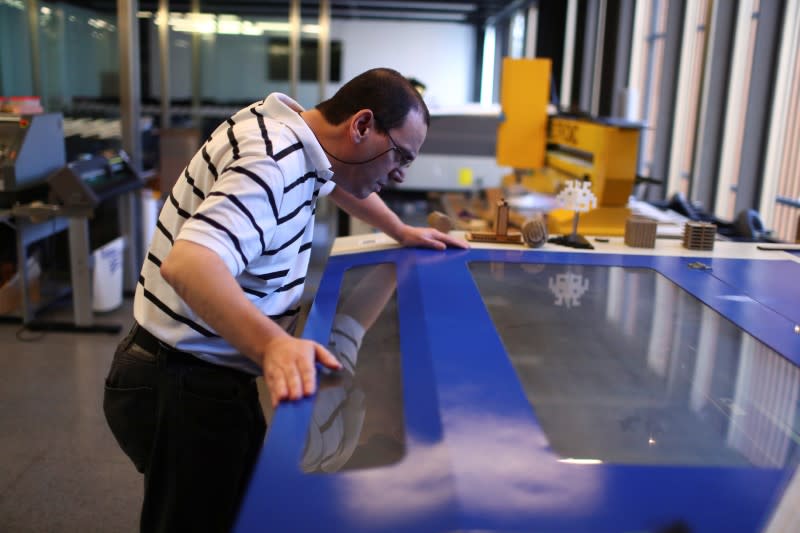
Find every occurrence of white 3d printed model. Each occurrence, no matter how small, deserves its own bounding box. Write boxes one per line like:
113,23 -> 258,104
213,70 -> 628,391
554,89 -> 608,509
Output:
556,179 -> 598,213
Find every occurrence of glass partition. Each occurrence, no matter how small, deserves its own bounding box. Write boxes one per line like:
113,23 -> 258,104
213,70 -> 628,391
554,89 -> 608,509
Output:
470,261 -> 800,467
0,1 -> 34,98
302,263 -> 405,473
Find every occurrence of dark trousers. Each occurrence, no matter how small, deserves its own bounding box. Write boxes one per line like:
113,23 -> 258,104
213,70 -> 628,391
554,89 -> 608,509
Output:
104,324 -> 266,533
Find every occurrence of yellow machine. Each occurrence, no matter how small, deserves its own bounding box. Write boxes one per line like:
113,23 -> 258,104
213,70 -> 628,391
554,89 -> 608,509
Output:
497,58 -> 641,236
496,58 -> 550,169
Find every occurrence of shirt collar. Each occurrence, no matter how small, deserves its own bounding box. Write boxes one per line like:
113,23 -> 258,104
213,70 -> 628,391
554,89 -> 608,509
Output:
261,93 -> 334,181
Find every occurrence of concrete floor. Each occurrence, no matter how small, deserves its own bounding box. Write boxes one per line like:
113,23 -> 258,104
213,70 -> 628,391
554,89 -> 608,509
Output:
0,296 -> 282,533
0,194 -> 416,532
0,301 -> 141,532
0,216 -> 339,532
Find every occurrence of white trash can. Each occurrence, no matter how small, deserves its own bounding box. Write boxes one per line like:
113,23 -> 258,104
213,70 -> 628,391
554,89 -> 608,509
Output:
92,236 -> 126,312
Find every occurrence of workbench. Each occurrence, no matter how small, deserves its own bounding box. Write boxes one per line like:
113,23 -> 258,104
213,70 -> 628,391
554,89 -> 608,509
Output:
236,234 -> 800,533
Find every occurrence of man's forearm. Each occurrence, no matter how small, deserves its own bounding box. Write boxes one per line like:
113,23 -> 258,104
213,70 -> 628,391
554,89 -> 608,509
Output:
160,240 -> 289,366
330,187 -> 406,241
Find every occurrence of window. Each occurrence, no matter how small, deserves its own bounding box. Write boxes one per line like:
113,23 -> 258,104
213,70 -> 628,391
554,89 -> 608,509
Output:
760,2 -> 800,242
267,37 -> 342,82
666,0 -> 711,197
629,0 -> 669,178
714,0 -> 760,219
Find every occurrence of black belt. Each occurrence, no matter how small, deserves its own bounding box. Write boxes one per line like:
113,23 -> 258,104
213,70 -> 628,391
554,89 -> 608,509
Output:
131,322 -> 252,378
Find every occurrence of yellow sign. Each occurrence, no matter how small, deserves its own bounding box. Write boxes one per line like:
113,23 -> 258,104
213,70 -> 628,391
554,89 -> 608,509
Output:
458,168 -> 473,187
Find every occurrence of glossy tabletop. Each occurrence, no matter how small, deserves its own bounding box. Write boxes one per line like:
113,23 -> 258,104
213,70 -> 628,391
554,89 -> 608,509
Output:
236,241 -> 800,533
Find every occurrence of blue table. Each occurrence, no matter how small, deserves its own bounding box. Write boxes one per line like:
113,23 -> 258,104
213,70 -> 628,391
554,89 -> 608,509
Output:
236,241 -> 800,533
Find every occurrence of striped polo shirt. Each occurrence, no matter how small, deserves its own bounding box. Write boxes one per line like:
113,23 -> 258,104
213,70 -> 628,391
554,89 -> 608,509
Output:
134,93 -> 335,375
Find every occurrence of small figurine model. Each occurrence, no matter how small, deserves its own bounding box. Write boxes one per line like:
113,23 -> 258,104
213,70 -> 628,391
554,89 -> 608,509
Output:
683,221 -> 716,251
521,214 -> 548,248
624,216 -> 658,248
548,178 -> 597,249
466,199 -> 523,244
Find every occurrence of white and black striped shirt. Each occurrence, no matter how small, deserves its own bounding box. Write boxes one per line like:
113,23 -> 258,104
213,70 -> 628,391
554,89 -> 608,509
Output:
134,93 -> 335,375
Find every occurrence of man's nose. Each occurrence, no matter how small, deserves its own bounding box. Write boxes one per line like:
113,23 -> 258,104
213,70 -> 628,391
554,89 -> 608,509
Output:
389,168 -> 404,183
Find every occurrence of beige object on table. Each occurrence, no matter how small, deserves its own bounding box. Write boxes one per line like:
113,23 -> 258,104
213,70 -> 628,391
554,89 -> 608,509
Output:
624,216 -> 658,248
521,214 -> 548,248
427,211 -> 454,233
683,221 -> 717,251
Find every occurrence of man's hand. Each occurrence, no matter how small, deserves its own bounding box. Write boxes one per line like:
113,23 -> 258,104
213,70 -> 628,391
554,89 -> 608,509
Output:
397,225 -> 469,250
261,336 -> 342,407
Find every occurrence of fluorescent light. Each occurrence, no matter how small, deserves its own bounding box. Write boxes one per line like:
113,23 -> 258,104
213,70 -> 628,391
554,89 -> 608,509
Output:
163,13 -> 320,36
331,8 -> 466,21
217,15 -> 241,34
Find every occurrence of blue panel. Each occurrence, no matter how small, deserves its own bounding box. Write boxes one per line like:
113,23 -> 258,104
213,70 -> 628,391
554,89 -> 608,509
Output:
705,259 -> 800,324
236,249 -> 461,533
235,248 -> 799,533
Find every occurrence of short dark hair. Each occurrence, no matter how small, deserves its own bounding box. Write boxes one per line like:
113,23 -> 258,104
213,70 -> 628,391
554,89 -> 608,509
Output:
316,68 -> 430,132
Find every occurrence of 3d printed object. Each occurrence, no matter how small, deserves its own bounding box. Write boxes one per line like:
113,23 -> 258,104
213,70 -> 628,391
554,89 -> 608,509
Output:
683,221 -> 716,251
624,216 -> 657,248
466,199 -> 523,244
427,211 -> 454,233
521,215 -> 548,248
548,179 -> 597,249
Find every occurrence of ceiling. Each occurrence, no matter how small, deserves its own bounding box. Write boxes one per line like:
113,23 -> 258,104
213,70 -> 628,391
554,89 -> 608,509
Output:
63,0 -> 524,25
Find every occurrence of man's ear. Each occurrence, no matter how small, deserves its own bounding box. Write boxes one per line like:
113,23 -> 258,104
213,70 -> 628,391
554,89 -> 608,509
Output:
351,109 -> 374,142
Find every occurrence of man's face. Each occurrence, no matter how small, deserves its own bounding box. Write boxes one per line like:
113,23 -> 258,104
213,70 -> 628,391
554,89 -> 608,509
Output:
335,108 -> 427,199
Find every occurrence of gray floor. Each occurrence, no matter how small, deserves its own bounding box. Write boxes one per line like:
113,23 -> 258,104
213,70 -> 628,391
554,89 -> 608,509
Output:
0,301 -> 142,532
0,297 -> 281,533
0,216 -> 338,532
0,194 -> 419,532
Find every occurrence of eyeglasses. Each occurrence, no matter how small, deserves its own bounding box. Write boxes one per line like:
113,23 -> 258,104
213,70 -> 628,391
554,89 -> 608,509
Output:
383,129 -> 414,168
374,115 -> 414,168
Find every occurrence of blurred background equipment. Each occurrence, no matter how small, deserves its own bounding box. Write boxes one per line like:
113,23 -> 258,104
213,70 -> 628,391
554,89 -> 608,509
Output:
0,113 -> 66,208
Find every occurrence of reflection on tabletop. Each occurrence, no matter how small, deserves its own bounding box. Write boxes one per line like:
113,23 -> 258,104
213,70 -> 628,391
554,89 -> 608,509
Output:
302,263 -> 405,473
471,261 -> 800,468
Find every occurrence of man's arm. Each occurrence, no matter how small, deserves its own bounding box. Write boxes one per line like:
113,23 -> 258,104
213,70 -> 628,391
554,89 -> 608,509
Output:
160,240 -> 341,406
330,186 -> 468,249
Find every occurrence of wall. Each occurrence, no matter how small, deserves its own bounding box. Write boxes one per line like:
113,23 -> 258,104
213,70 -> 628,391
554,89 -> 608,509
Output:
0,2 -> 119,108
4,4 -> 476,111
330,19 -> 476,109
147,18 -> 476,109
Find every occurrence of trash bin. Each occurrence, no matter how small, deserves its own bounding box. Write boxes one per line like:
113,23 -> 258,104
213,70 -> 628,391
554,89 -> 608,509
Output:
92,236 -> 125,312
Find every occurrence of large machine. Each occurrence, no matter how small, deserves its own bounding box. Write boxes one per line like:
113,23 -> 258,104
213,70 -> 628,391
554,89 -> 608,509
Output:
396,109 -> 510,192
0,113 -> 66,207
496,58 -> 642,236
